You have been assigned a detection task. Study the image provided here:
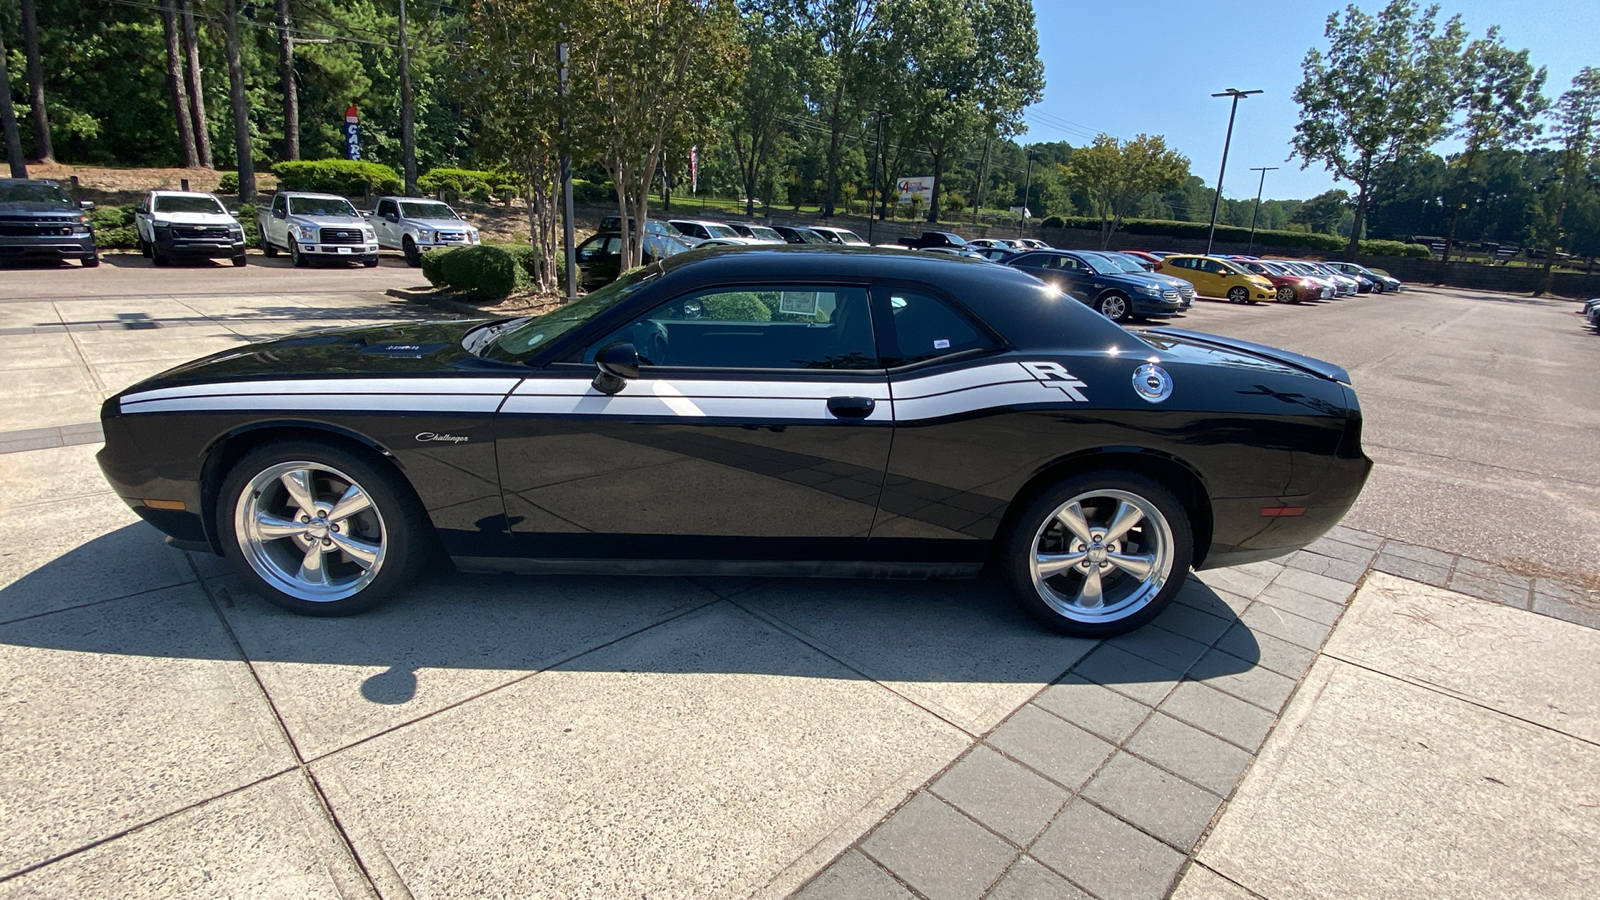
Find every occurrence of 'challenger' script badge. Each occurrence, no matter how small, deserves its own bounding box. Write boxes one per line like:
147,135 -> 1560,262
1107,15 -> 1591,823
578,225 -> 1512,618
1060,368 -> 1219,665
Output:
416,432 -> 469,444
1020,362 -> 1090,402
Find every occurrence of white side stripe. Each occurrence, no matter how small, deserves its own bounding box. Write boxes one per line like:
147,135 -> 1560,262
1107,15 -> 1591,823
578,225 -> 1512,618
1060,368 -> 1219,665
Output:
122,377 -> 522,403
120,394 -> 507,415
887,363 -> 1034,399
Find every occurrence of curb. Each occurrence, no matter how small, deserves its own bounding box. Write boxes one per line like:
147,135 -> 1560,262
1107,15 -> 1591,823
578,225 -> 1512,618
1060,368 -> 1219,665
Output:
384,287 -> 486,317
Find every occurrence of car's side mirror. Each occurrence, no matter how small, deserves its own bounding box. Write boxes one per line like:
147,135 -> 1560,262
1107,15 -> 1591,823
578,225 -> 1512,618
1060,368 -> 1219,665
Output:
592,342 -> 640,395
79,200 -> 96,211
135,206 -> 148,215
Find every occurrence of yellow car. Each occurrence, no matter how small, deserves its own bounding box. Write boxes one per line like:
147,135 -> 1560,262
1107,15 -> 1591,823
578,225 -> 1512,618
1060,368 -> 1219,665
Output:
1156,255 -> 1275,304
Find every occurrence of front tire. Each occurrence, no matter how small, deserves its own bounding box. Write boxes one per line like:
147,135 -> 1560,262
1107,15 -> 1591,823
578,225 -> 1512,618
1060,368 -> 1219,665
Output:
1275,286 -> 1299,304
262,238 -> 279,258
83,252 -> 100,268
290,241 -> 308,268
403,237 -> 421,267
232,253 -> 248,267
999,470 -> 1194,638
1227,286 -> 1249,304
218,440 -> 432,616
1096,292 -> 1131,323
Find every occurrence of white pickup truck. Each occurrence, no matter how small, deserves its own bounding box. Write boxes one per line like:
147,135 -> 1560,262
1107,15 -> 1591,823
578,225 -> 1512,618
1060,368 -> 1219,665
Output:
369,196 -> 481,266
134,190 -> 246,267
257,192 -> 379,267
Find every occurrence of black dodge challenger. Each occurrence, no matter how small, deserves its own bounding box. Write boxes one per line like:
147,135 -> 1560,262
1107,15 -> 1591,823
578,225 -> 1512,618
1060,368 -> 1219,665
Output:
97,247 -> 1371,637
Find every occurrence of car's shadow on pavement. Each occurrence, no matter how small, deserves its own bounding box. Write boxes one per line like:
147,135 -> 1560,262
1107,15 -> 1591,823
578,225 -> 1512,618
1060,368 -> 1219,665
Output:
0,524 -> 1263,709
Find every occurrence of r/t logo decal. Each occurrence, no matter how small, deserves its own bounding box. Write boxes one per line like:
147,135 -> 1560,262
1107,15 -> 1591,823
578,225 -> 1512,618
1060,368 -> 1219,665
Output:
1020,362 -> 1089,402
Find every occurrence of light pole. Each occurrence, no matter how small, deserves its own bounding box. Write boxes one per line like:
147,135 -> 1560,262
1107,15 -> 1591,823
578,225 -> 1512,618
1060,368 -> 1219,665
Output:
1205,88 -> 1262,256
1246,166 -> 1278,255
868,109 -> 882,245
1018,147 -> 1034,239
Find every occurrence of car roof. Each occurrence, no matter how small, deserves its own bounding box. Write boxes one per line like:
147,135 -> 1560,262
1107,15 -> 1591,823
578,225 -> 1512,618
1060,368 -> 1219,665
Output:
150,190 -> 219,198
278,192 -> 348,199
669,218 -> 726,226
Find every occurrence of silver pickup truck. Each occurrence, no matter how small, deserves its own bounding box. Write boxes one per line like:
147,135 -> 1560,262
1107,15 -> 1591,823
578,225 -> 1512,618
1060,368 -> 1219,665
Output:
257,192 -> 379,267
370,196 -> 481,266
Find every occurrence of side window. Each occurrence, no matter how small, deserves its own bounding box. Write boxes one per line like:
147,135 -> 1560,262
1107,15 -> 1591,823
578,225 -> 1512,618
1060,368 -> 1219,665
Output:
1168,257 -> 1190,270
877,288 -> 996,367
585,285 -> 877,370
377,200 -> 395,218
271,194 -> 286,215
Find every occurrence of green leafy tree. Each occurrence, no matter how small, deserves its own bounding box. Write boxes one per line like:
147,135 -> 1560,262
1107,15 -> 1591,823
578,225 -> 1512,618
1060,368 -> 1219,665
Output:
1290,0 -> 1467,259
1438,27 -> 1547,266
1062,133 -> 1189,248
728,2 -> 816,216
1291,189 -> 1354,235
1541,67 -> 1600,293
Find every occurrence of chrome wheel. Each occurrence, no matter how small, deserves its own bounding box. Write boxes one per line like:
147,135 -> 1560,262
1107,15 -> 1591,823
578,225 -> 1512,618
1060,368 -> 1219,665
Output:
1098,293 -> 1128,322
1028,489 -> 1175,625
1227,286 -> 1249,303
1275,286 -> 1296,303
234,461 -> 387,603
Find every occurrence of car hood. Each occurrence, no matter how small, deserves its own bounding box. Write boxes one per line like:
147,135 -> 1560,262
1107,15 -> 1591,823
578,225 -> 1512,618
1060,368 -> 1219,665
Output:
287,215 -> 369,228
0,203 -> 81,216
112,320 -> 510,399
152,211 -> 237,225
1139,327 -> 1351,384
408,217 -> 474,229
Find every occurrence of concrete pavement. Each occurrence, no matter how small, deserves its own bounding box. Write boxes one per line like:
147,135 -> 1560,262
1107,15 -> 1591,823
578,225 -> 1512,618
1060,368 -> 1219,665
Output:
2,276 -> 1598,898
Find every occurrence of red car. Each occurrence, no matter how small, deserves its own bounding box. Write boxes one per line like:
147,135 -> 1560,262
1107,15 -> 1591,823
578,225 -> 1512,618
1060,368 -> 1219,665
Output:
1234,259 -> 1327,303
1122,250 -> 1165,268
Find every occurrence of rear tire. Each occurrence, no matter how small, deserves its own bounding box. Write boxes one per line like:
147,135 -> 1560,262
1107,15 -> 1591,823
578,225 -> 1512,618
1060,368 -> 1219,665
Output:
218,439 -> 433,616
999,470 -> 1194,638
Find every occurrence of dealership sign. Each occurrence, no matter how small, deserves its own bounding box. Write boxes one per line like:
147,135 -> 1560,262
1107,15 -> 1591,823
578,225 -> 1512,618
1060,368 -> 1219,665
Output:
897,176 -> 934,204
344,106 -> 361,161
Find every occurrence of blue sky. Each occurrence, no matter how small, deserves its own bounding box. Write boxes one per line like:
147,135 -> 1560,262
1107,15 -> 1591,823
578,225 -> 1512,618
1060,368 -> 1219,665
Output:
1025,0 -> 1600,200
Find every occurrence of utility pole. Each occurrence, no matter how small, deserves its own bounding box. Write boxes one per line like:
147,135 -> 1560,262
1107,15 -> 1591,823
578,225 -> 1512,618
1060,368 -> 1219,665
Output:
1245,166 -> 1277,255
558,38 -> 576,301
868,109 -> 882,245
398,0 -> 416,194
1205,88 -> 1261,256
0,30 -> 27,178
1018,147 -> 1034,239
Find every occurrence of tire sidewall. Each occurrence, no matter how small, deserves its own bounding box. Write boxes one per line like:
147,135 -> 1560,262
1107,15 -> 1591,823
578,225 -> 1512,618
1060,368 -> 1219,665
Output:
999,470 -> 1194,638
1097,293 -> 1130,323
217,439 -> 429,616
1227,287 -> 1247,303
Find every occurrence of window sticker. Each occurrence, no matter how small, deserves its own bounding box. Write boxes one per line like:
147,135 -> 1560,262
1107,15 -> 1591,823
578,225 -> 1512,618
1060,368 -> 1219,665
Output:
779,291 -> 820,316
933,339 -> 951,349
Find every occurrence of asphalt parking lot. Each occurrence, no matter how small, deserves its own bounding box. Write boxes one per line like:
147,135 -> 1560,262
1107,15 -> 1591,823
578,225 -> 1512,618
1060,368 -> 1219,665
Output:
1,261 -> 1597,899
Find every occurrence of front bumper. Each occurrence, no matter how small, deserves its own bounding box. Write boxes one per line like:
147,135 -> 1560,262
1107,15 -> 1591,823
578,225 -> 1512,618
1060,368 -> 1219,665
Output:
0,233 -> 96,260
1130,293 -> 1186,316
153,233 -> 246,259
296,239 -> 380,258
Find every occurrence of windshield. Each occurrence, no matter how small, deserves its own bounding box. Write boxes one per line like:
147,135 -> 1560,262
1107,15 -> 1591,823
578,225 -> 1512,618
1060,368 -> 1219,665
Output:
749,226 -> 783,241
289,196 -> 359,217
1218,259 -> 1255,276
789,229 -> 827,244
481,266 -> 659,362
400,201 -> 458,219
1093,252 -> 1144,274
154,194 -> 226,214
701,223 -> 738,238
0,181 -> 74,206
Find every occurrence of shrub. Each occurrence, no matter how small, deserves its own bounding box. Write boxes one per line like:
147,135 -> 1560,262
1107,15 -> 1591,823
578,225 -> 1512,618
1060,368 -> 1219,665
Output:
1040,215 -> 1065,229
1036,215 -> 1350,252
425,244 -> 529,298
572,179 -> 612,204
1359,239 -> 1430,259
494,243 -> 540,281
941,191 -> 966,215
273,159 -> 402,196
703,291 -> 772,321
218,171 -> 239,194
87,205 -> 137,249
237,202 -> 260,246
418,168 -> 518,202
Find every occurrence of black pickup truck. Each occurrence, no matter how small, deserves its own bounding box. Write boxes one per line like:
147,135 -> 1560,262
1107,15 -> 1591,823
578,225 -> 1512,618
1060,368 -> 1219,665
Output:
0,178 -> 99,266
897,230 -> 969,250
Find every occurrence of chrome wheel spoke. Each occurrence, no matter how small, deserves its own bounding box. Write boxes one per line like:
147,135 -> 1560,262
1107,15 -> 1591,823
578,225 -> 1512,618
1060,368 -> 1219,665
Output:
1104,500 -> 1145,543
297,541 -> 330,586
1106,551 -> 1156,579
1075,567 -> 1105,609
1036,551 -> 1088,578
1054,502 -> 1093,544
279,469 -> 318,514
327,484 -> 373,524
253,511 -> 306,541
329,532 -> 381,568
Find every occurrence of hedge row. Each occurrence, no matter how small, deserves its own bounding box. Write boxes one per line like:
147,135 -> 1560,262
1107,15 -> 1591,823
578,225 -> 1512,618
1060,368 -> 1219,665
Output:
420,243 -> 540,298
1035,214 -> 1431,258
418,168 -> 517,201
272,160 -> 403,196
88,205 -> 138,249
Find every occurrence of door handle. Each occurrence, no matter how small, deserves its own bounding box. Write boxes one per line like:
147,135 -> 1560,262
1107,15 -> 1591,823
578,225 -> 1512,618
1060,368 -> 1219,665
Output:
827,396 -> 875,419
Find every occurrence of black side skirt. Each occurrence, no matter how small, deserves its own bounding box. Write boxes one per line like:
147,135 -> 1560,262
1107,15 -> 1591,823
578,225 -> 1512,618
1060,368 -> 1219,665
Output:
450,556 -> 984,579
